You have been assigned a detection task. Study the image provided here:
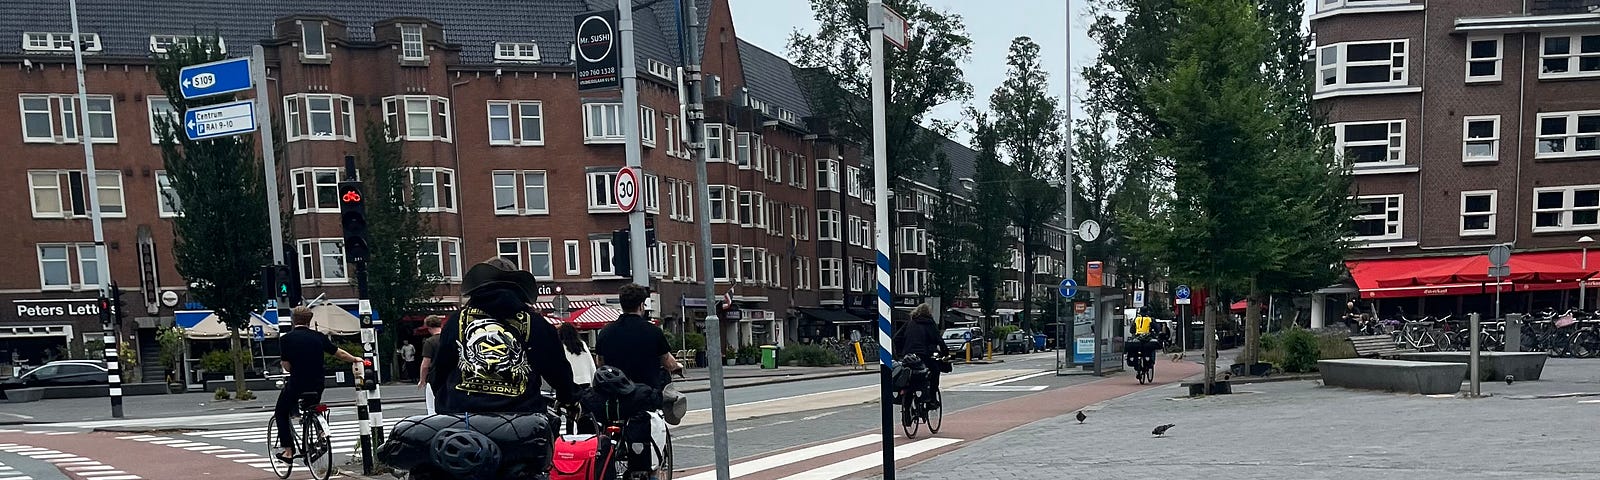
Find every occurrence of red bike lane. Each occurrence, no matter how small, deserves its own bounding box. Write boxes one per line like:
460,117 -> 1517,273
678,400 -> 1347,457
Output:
0,430 -> 291,480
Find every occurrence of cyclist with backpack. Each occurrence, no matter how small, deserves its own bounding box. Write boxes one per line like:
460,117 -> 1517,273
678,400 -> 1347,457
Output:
893,304 -> 949,406
430,257 -> 577,415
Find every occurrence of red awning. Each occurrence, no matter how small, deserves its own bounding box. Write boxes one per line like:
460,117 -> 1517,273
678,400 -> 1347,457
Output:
1376,254 -> 1594,287
1229,300 -> 1248,312
1349,250 -> 1599,299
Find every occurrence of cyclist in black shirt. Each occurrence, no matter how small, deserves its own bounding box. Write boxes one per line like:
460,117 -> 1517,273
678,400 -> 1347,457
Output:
275,306 -> 362,462
430,258 -> 576,415
595,284 -> 681,390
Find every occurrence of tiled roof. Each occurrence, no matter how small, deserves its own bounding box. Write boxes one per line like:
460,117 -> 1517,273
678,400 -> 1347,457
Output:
0,0 -> 708,67
736,39 -> 813,122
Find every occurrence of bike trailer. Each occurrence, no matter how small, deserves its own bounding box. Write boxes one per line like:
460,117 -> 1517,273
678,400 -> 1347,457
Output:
551,434 -> 598,480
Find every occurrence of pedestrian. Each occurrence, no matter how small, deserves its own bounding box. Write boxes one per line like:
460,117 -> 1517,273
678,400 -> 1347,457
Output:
416,314 -> 445,414
398,341 -> 417,382
558,322 -> 597,433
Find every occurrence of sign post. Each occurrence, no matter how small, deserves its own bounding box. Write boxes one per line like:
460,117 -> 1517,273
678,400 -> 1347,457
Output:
1481,245 -> 1512,398
178,57 -> 252,99
868,1 -> 900,478
1175,285 -> 1191,351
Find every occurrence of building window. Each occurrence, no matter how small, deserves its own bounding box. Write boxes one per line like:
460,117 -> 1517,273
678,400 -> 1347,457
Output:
708,186 -> 727,222
647,59 -> 674,79
735,133 -> 753,168
819,258 -> 844,290
300,21 -> 327,58
711,245 -> 730,282
35,243 -> 101,290
640,106 -> 657,147
590,239 -> 617,277
792,154 -> 808,189
21,94 -> 116,144
818,209 -> 842,241
410,168 -> 456,212
847,216 -> 863,246
740,247 -> 757,283
817,159 -> 840,192
22,32 -> 101,53
587,171 -> 620,211
491,170 -> 548,215
644,174 -> 660,214
293,239 -> 347,283
564,240 -> 582,275
487,100 -> 545,146
419,237 -> 463,281
1460,191 -> 1497,237
155,170 -> 182,217
149,35 -> 224,54
282,94 -> 356,142
495,42 -> 540,62
1316,40 -> 1409,93
738,192 -> 754,227
583,103 -> 625,143
527,239 -> 553,279
382,95 -> 452,141
704,124 -> 724,161
1535,110 -> 1600,159
1539,34 -> 1600,79
400,25 -> 425,60
898,269 -> 925,295
663,113 -> 684,158
291,167 -> 342,213
845,167 -> 862,198
20,95 -> 54,142
1466,37 -> 1502,82
1334,120 -> 1405,167
1463,116 -> 1499,163
28,170 -> 124,219
1351,195 -> 1403,241
147,97 -> 178,143
1533,185 -> 1600,232
899,227 -> 927,254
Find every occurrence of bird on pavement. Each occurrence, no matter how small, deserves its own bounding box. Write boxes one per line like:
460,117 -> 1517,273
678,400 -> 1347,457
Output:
1152,424 -> 1175,437
1076,411 -> 1087,423
1505,375 -> 1515,385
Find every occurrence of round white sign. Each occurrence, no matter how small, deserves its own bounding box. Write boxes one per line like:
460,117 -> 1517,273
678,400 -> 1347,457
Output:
161,290 -> 180,307
614,167 -> 639,212
1078,219 -> 1102,242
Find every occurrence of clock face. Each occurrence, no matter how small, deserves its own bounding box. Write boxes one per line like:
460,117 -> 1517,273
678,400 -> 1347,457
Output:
1079,220 -> 1101,242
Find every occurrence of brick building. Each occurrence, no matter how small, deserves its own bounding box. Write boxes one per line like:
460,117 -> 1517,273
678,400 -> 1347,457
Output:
1313,0 -> 1600,318
0,0 -> 1053,376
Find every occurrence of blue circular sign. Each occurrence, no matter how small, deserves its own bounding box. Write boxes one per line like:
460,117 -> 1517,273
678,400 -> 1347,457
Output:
1059,278 -> 1078,298
1175,285 -> 1191,300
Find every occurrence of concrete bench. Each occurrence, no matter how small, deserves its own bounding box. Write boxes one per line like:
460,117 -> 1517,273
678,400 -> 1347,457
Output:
1392,352 -> 1548,381
3,387 -> 44,403
1318,359 -> 1468,394
1347,334 -> 1415,358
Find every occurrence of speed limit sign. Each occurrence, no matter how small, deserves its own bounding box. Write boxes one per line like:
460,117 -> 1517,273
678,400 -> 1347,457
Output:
614,166 -> 639,212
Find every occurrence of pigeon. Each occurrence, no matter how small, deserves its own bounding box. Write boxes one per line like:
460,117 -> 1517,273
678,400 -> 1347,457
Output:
1152,424 -> 1175,437
1076,411 -> 1087,424
1505,375 -> 1515,385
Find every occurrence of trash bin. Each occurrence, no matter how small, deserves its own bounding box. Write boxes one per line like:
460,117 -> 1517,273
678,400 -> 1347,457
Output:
1033,334 -> 1047,352
760,345 -> 778,369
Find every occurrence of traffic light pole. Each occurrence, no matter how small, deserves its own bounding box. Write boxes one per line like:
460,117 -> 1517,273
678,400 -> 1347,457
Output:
619,0 -> 649,287
341,156 -> 382,472
70,0 -> 120,419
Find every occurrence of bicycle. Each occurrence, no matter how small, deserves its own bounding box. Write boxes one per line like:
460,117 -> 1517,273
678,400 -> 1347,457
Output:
267,390 -> 335,480
896,355 -> 942,439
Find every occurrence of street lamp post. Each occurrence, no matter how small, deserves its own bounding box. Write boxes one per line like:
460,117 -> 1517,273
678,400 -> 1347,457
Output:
1581,236 -> 1594,311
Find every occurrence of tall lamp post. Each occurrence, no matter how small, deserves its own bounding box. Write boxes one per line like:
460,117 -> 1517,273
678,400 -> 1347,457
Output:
1580,236 -> 1594,311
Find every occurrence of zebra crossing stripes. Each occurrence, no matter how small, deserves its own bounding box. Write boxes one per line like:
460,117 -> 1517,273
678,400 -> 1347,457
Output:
115,435 -> 344,478
677,434 -> 965,480
0,443 -> 139,480
0,430 -> 75,436
0,459 -> 31,480
182,418 -> 401,455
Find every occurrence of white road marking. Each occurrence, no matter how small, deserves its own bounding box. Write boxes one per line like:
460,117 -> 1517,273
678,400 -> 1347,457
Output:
773,437 -> 963,480
677,435 -> 882,480
979,370 -> 1052,386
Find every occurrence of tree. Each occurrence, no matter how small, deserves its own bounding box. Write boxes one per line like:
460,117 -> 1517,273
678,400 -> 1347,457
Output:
966,119 -> 1011,328
154,37 -> 271,396
789,0 -> 973,188
357,123 -> 437,371
926,152 -> 972,320
987,36 -> 1066,333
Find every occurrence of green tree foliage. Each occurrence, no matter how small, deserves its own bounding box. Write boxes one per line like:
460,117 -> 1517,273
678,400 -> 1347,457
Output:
927,153 -> 972,314
154,37 -> 270,395
966,119 -> 1012,323
357,123 -> 436,359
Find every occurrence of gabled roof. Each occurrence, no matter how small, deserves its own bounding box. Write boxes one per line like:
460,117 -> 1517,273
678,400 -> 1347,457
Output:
736,39 -> 812,121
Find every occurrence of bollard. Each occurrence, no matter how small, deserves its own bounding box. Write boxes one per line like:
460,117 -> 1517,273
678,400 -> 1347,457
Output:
1469,313 -> 1481,398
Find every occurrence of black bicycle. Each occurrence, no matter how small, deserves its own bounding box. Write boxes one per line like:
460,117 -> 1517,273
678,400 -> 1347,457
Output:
267,391 -> 335,480
897,354 -> 943,439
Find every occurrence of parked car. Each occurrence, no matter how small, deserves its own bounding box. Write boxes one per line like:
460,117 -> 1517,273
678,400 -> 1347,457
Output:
943,327 -> 982,355
0,360 -> 108,399
1003,331 -> 1033,354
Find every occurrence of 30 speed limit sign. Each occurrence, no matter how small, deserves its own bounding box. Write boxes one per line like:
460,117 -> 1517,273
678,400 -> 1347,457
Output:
614,166 -> 640,213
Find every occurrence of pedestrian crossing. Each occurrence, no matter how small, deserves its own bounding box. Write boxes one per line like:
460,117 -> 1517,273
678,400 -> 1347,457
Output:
0,459 -> 29,480
0,430 -> 77,437
181,417 -> 403,456
677,434 -> 964,480
116,435 -> 344,478
0,442 -> 139,480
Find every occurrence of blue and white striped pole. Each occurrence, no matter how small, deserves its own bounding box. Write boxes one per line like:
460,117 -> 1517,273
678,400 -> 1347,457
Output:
868,0 -> 895,478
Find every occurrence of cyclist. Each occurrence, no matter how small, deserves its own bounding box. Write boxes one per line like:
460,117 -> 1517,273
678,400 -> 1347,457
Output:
1127,308 -> 1158,376
595,283 -> 682,394
275,306 -> 363,462
429,257 -> 577,415
892,303 -> 948,406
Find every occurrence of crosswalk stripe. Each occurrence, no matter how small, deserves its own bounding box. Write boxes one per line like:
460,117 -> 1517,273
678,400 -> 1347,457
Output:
773,438 -> 963,480
678,435 -> 882,480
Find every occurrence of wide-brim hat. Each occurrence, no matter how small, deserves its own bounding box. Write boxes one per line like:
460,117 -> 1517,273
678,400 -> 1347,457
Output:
461,259 -> 538,301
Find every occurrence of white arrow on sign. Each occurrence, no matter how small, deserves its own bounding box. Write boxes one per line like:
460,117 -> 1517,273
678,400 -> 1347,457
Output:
614,166 -> 639,213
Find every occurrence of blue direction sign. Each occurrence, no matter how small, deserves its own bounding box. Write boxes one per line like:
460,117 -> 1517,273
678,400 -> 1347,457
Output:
184,99 -> 257,140
179,57 -> 252,99
1059,278 -> 1078,298
1175,284 -> 1192,305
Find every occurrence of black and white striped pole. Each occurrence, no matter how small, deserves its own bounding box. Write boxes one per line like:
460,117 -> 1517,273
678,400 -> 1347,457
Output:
100,283 -> 125,418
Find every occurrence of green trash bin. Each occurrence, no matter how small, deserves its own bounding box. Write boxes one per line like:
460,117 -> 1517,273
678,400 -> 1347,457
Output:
760,345 -> 778,369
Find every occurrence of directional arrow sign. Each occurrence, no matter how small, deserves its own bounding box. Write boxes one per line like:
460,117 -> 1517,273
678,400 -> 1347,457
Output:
178,57 -> 252,100
1059,278 -> 1078,298
184,99 -> 257,140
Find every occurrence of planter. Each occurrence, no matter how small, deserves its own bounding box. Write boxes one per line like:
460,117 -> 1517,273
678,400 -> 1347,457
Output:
1229,363 -> 1273,377
167,382 -> 186,394
725,359 -> 737,366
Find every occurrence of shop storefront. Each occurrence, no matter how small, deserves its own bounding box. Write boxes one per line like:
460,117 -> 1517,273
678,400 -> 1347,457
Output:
3,297 -> 107,377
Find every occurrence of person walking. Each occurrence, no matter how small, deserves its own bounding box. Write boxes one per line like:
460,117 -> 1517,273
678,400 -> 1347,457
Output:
558,322 -> 597,433
398,341 -> 418,383
416,315 -> 445,414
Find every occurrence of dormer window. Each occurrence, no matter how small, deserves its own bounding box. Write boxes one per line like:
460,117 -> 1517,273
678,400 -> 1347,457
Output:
150,35 -> 226,54
22,32 -> 100,53
495,42 -> 540,62
300,21 -> 327,59
647,59 -> 674,79
400,24 -> 425,60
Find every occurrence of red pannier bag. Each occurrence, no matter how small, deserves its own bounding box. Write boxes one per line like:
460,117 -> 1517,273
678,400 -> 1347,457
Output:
551,434 -> 599,480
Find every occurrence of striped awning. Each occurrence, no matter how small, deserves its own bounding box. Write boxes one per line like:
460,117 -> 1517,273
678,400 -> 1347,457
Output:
565,305 -> 623,330
530,300 -> 602,311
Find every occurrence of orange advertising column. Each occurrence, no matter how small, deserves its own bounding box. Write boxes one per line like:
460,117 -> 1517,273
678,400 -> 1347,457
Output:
1086,261 -> 1104,287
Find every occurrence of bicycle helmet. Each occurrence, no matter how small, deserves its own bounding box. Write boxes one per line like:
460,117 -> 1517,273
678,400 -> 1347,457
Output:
430,427 -> 501,480
592,365 -> 633,396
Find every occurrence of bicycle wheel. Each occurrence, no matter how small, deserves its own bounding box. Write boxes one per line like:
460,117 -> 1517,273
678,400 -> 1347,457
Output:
925,390 -> 942,434
653,432 -> 674,480
1572,331 -> 1600,358
266,417 -> 293,479
302,414 -> 335,480
900,395 -> 919,439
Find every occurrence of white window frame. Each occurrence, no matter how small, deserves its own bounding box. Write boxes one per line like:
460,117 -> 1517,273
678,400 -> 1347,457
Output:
400,24 -> 425,61
817,158 -> 840,192
19,95 -> 55,143
494,42 -> 540,62
315,239 -> 348,284
791,153 -> 808,189
27,94 -> 117,144
149,34 -> 224,54
22,32 -> 101,53
27,170 -> 124,219
1351,194 -> 1404,241
1462,115 -> 1500,163
526,238 -> 554,280
382,95 -> 452,142
283,94 -> 357,142
409,167 -> 456,213
845,166 -> 862,198
1532,185 -> 1600,233
1460,190 -> 1497,237
587,171 -> 621,212
740,247 -> 757,284
1334,119 -> 1406,168
1316,39 -> 1410,94
155,170 -> 182,218
583,102 -> 626,143
291,167 -> 343,214
147,97 -> 177,144
1538,33 -> 1600,80
663,113 -> 683,158
818,209 -> 842,242
418,237 -> 463,281
705,124 -> 724,161
37,244 -> 75,290
1465,36 -> 1502,83
300,21 -> 327,59
640,106 -> 657,147
487,100 -> 546,146
819,258 -> 844,290
1535,110 -> 1600,160
564,240 -> 583,275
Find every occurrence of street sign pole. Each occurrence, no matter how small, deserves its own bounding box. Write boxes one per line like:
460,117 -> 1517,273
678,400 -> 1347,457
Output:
69,0 -> 120,419
1483,245 -> 1511,398
1469,312 -> 1481,397
253,45 -> 287,308
868,2 -> 896,477
618,0 -> 649,288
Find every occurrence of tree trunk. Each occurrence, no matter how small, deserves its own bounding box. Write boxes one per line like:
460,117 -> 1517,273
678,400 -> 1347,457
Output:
230,328 -> 246,396
1240,278 -> 1262,368
1203,290 -> 1218,392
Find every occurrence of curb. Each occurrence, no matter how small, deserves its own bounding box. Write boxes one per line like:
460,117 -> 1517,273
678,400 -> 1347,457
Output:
1504,391 -> 1600,400
679,369 -> 875,393
1225,373 -> 1322,385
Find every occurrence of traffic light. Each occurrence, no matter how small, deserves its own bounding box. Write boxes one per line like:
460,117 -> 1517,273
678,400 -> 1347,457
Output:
260,265 -> 278,303
645,217 -> 658,247
611,229 -> 631,278
339,180 -> 369,263
110,282 -> 127,326
97,296 -> 111,327
282,242 -> 303,306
